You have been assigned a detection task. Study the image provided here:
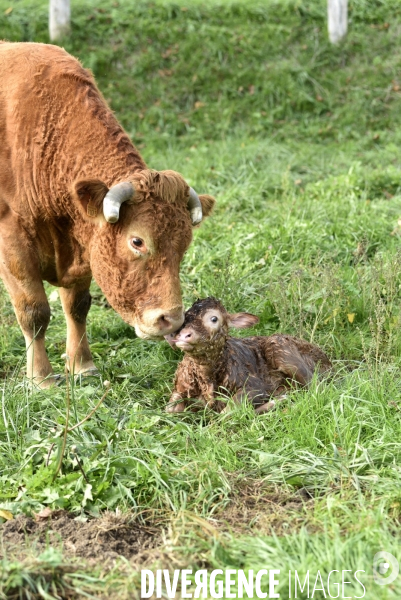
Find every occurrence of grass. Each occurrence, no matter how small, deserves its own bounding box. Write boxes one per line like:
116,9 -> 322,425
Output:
1,0 -> 401,597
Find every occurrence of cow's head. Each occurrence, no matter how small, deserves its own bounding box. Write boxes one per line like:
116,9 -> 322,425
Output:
73,169 -> 215,339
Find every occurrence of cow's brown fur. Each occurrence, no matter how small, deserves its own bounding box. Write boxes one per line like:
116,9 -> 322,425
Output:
166,298 -> 332,414
0,42 -> 215,386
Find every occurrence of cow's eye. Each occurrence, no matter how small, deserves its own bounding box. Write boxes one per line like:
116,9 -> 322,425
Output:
130,237 -> 147,254
210,316 -> 218,323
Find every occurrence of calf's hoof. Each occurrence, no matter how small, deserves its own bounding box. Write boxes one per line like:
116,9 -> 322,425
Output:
255,394 -> 287,414
166,401 -> 187,413
255,400 -> 276,414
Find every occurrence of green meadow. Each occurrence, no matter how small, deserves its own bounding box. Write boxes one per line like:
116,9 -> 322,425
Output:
1,0 -> 401,597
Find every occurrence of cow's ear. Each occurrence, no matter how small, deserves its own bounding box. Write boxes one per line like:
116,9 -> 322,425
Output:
227,313 -> 259,329
198,194 -> 215,220
73,179 -> 109,222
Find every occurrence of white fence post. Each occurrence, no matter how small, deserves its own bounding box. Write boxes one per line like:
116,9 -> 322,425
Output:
49,0 -> 71,41
328,0 -> 348,44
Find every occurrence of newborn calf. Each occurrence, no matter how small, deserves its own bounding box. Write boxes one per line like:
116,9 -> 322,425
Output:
165,297 -> 331,414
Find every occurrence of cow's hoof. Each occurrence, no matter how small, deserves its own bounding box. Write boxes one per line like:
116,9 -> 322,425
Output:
74,367 -> 101,383
61,354 -> 99,379
28,373 -> 65,390
77,366 -> 100,376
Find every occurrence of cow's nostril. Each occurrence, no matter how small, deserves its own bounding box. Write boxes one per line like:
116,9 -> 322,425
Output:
152,308 -> 184,334
159,316 -> 171,328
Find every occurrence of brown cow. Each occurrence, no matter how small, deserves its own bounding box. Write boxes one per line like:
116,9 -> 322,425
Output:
0,42 -> 215,387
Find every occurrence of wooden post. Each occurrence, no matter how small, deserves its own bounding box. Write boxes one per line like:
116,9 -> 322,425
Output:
49,0 -> 71,41
328,0 -> 348,44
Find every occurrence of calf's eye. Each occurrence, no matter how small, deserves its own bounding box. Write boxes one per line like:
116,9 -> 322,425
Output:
132,238 -> 143,248
210,316 -> 218,323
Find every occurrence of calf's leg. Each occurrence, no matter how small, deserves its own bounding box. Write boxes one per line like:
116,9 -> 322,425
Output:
269,337 -> 314,386
231,376 -> 273,409
166,392 -> 189,413
59,283 -> 97,375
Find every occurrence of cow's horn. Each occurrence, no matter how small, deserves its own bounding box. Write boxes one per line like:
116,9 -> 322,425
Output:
188,187 -> 203,225
103,182 -> 135,223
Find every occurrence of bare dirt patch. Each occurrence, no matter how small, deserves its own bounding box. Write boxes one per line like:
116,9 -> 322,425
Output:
0,485 -> 314,566
0,487 -> 316,598
0,510 -> 161,564
215,481 -> 314,536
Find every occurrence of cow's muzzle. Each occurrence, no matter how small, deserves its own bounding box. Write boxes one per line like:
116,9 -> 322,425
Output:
135,306 -> 185,340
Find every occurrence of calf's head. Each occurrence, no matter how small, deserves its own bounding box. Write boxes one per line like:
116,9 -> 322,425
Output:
167,297 -> 259,357
73,170 -> 215,339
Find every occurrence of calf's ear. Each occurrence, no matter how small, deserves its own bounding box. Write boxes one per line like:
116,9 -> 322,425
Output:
72,179 -> 109,222
198,194 -> 215,220
227,313 -> 260,329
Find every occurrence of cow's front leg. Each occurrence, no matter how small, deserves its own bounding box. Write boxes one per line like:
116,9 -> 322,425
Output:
13,289 -> 54,388
0,212 -> 57,387
59,283 -> 97,376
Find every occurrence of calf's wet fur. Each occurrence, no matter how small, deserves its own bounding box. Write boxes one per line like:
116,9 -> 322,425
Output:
165,297 -> 332,414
